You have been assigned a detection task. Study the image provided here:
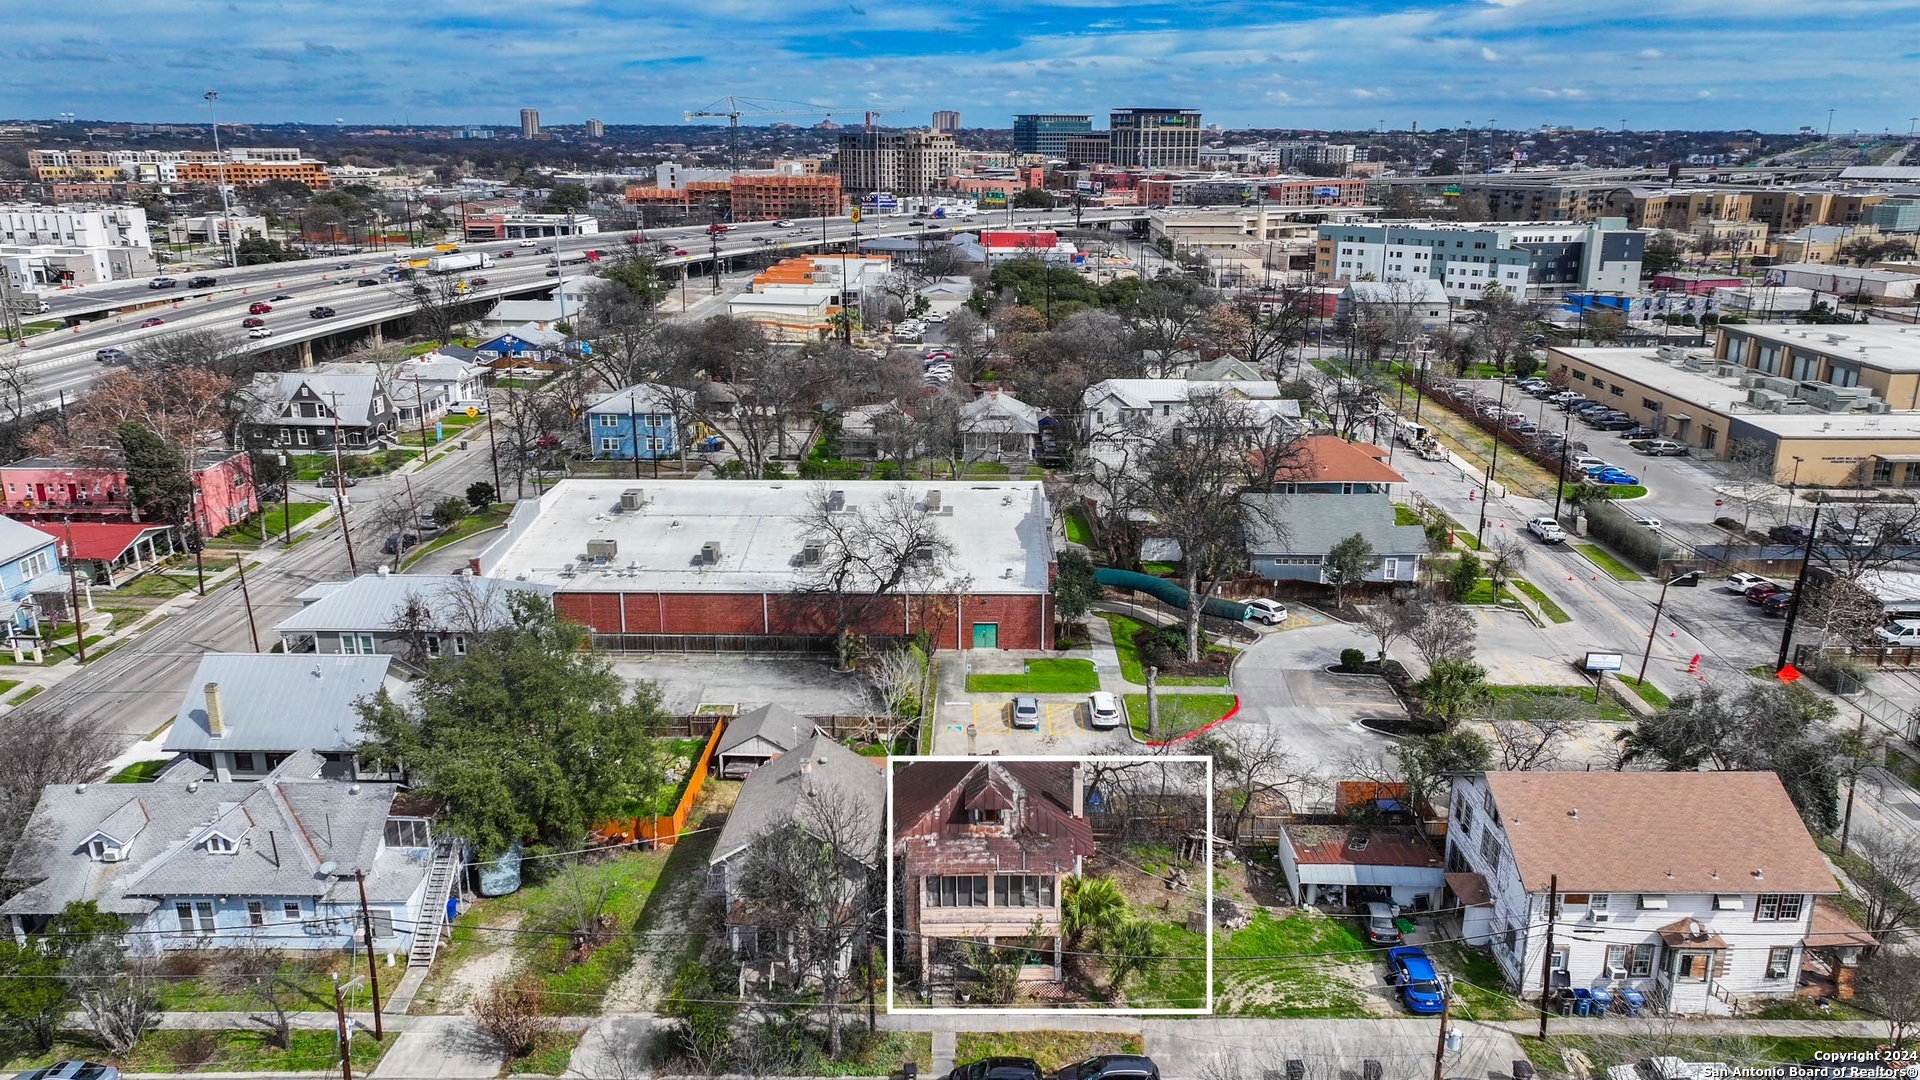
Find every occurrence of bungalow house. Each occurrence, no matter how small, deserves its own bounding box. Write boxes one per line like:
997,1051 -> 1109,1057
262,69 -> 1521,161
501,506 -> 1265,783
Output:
892,759 -> 1096,981
273,573 -> 553,661
713,702 -> 819,779
707,733 -> 885,980
160,653 -> 402,782
0,450 -> 259,538
0,750 -> 440,957
1444,771 -> 1841,1015
1336,279 -> 1451,331
27,522 -> 175,588
1080,378 -> 1300,447
0,515 -> 64,632
584,384 -> 681,462
1240,492 -> 1428,586
242,370 -> 399,452
959,390 -> 1044,462
389,357 -> 485,428
837,403 -> 915,462
473,324 -> 567,365
1271,436 -> 1408,500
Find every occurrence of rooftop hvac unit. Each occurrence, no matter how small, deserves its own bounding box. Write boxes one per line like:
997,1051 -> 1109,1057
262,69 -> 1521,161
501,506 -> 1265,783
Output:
1869,400 -> 1893,414
1739,372 -> 1761,388
1778,399 -> 1814,414
1681,355 -> 1713,372
586,538 -> 618,561
827,489 -> 846,512
924,490 -> 942,512
1716,364 -> 1742,379
1748,388 -> 1783,409
1656,344 -> 1689,362
1758,376 -> 1799,395
700,541 -> 722,564
802,541 -> 823,565
619,488 -> 645,511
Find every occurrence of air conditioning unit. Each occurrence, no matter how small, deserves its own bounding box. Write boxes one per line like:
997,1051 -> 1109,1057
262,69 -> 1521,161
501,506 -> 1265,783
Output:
1716,364 -> 1742,379
700,541 -> 722,564
925,490 -> 942,512
1778,399 -> 1814,414
1656,344 -> 1689,362
1869,401 -> 1892,414
1589,911 -> 1613,923
1606,964 -> 1627,980
586,538 -> 618,561
1738,372 -> 1761,388
1748,388 -> 1783,410
827,489 -> 847,512
99,849 -> 124,863
802,541 -> 823,565
619,488 -> 645,511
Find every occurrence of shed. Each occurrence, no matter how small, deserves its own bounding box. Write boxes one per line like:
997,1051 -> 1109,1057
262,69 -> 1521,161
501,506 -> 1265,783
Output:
1277,823 -> 1445,911
713,703 -> 819,779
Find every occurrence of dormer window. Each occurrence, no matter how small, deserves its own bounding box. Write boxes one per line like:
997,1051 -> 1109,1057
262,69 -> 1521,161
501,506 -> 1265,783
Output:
203,834 -> 236,855
87,839 -> 120,861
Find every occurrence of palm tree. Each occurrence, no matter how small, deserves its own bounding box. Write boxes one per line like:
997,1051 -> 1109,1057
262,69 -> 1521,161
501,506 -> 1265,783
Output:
1061,875 -> 1127,953
1103,920 -> 1163,1000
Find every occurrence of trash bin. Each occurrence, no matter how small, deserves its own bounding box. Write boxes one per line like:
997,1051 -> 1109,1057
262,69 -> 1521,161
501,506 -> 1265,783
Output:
1619,986 -> 1645,1017
458,439 -> 469,450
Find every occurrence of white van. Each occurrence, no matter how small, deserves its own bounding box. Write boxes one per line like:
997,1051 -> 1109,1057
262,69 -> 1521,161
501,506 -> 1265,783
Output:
446,399 -> 490,415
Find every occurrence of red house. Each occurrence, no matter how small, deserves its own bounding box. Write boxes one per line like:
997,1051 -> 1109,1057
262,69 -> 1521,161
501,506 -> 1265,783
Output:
0,451 -> 258,539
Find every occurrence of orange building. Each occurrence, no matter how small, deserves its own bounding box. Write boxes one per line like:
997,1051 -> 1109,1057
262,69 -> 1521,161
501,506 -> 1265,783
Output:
729,174 -> 842,220
175,160 -> 332,189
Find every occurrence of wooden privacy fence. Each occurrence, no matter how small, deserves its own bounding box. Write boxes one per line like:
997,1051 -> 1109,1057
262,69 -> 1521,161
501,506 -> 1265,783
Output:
596,718 -> 726,848
655,713 -> 890,738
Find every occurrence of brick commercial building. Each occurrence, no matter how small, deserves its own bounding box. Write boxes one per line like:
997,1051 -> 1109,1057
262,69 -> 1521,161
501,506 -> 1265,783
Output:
727,174 -> 843,220
474,480 -> 1055,650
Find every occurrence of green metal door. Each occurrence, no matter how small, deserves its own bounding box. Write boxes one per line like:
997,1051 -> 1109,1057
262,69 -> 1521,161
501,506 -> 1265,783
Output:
971,623 -> 999,649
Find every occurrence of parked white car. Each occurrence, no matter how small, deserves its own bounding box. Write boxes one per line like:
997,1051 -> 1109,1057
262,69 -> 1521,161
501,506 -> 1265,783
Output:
1244,598 -> 1289,625
1087,691 -> 1122,730
1877,620 -> 1920,646
1526,517 -> 1567,543
1727,572 -> 1774,593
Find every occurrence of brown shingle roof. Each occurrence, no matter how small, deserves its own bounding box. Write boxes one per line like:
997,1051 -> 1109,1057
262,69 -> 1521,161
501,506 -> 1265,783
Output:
1480,771 -> 1836,896
1276,436 -> 1408,485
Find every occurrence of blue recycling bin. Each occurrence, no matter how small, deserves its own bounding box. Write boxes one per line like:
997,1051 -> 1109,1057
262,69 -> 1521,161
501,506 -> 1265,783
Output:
1587,986 -> 1613,1016
1619,986 -> 1645,1018
1570,988 -> 1593,1016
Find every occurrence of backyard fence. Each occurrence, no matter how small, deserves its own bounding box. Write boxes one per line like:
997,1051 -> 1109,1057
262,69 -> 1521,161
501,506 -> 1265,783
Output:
595,718 -> 725,848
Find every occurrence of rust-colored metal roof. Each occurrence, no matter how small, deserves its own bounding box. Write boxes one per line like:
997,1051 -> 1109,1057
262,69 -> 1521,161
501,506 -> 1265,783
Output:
1285,824 -> 1440,868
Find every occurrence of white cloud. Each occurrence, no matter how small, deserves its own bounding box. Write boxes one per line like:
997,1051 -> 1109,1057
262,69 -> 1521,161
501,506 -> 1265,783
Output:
1639,47 -> 1664,58
1479,45 -> 1502,61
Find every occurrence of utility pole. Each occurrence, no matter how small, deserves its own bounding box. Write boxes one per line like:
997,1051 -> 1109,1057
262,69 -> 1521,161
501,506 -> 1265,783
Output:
234,554 -> 260,652
1774,502 -> 1824,672
487,413 -> 502,502
324,391 -> 359,575
332,976 -> 353,1080
1840,711 -> 1869,855
402,474 -> 421,550
1536,874 -> 1558,1041
1551,410 -> 1573,519
1431,974 -> 1454,1080
355,870 -> 385,1039
1638,570 -> 1703,683
1475,379 -> 1508,547
205,91 -> 240,270
628,390 -> 642,480
62,517 -> 85,663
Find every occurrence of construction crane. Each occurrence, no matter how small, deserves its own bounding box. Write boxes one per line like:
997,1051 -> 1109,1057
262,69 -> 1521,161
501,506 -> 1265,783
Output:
683,95 -> 847,171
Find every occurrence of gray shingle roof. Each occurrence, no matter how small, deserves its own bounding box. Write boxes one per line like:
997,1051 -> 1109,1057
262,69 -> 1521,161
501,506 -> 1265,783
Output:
0,514 -> 59,566
711,733 -> 885,867
161,654 -> 396,755
960,390 -> 1041,436
1241,493 -> 1430,557
275,574 -> 553,637
0,764 -> 417,918
716,703 -> 814,758
585,383 -> 676,415
249,371 -> 382,428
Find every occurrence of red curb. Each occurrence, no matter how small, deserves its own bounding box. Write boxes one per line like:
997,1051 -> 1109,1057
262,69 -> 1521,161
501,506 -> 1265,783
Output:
1145,695 -> 1240,747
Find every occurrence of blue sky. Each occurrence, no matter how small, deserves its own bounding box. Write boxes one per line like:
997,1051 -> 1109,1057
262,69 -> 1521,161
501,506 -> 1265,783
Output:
9,0 -> 1920,132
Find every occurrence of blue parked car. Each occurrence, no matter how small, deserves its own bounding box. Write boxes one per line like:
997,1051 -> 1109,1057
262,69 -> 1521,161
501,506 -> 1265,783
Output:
1386,946 -> 1446,1015
1594,471 -> 1641,485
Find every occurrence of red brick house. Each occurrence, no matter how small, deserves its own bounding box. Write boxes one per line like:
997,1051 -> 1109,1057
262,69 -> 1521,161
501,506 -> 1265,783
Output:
0,451 -> 257,539
892,759 -> 1096,982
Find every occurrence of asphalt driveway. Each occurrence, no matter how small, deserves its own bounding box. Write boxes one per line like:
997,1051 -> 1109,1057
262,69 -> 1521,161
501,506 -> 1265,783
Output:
1231,621 -> 1411,768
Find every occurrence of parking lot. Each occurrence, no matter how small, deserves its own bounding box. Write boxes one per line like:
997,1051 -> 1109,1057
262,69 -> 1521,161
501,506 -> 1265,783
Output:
605,654 -> 876,716
930,691 -> 1134,755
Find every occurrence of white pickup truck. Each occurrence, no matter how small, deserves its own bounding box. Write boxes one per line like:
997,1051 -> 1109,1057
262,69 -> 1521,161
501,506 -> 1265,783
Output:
1526,517 -> 1567,543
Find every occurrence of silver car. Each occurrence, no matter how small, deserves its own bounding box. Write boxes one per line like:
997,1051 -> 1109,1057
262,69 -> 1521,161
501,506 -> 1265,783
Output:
1011,695 -> 1041,729
13,1063 -> 121,1080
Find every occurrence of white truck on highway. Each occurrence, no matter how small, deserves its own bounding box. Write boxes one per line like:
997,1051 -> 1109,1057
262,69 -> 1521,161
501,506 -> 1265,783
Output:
427,252 -> 494,275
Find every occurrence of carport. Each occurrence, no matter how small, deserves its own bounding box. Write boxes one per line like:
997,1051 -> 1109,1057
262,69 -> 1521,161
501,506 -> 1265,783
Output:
1276,823 -> 1446,911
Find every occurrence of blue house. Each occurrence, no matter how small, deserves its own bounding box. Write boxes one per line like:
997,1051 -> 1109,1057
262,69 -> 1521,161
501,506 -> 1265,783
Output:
0,515 -> 64,630
585,384 -> 680,461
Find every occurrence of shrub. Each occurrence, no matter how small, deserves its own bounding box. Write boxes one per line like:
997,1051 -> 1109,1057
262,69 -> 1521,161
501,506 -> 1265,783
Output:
157,950 -> 211,978
465,481 -> 496,509
1448,555 -> 1483,602
470,974 -> 555,1057
1813,657 -> 1871,695
1713,516 -> 1742,531
1339,648 -> 1367,672
433,496 -> 469,529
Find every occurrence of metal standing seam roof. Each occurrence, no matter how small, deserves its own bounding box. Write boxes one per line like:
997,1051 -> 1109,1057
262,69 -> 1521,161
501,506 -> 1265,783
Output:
273,574 -> 553,636
960,390 -> 1042,436
0,514 -> 60,565
710,732 -> 886,867
161,653 -> 397,754
1240,492 -> 1430,557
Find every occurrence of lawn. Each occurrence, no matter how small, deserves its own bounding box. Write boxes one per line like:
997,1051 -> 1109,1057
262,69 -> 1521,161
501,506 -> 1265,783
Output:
1519,1036 -> 1883,1079
1213,909 -> 1372,1018
11,685 -> 43,705
1485,684 -> 1631,724
506,1030 -> 579,1075
110,759 -> 168,783
212,501 -> 328,546
401,504 -> 511,568
1616,675 -> 1671,709
150,952 -> 392,1013
111,572 -> 195,599
1141,560 -> 1180,575
1063,505 -> 1096,546
0,1030 -> 392,1074
1575,543 -> 1646,582
1102,612 -> 1232,687
1457,579 -> 1514,606
1124,693 -> 1236,740
1393,504 -> 1422,526
954,1032 -> 1145,1072
0,627 -> 110,666
1128,920 -> 1209,1010
965,658 -> 1100,694
1512,579 -> 1572,623
1428,941 -> 1528,1020
398,412 -> 482,449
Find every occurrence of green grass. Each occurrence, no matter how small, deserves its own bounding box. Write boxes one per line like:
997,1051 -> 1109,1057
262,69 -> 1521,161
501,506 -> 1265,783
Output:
1485,684 -> 1631,724
506,1030 -> 579,1075
0,1030 -> 392,1074
398,412 -> 482,449
965,658 -> 1100,694
1575,543 -> 1645,581
1616,675 -> 1672,709
954,1032 -> 1145,1071
0,629 -> 109,666
1101,612 -> 1233,687
1063,505 -> 1095,546
1519,1036 -> 1882,1078
1214,909 -> 1371,1017
0,679 -> 20,698
208,501 -> 328,547
1457,579 -> 1513,606
1141,560 -> 1180,575
10,685 -> 43,705
1131,920 -> 1209,1010
111,572 -> 194,598
110,759 -> 168,784
1124,693 -> 1236,739
1394,504 -> 1422,526
401,504 -> 511,568
1512,579 -> 1572,623
806,1031 -> 932,1077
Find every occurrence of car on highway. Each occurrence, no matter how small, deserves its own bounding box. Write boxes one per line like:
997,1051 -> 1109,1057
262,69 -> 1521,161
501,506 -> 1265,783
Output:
946,1057 -> 1044,1080
1386,946 -> 1446,1015
1640,439 -> 1687,456
248,302 -> 274,314
1745,581 -> 1787,603
309,306 -> 336,318
138,317 -> 165,328
94,347 -> 127,364
497,250 -> 514,259
672,248 -> 688,256
336,262 -> 352,269
1727,572 -> 1774,593
1527,517 -> 1566,542
1051,1056 -> 1161,1080
773,219 -> 794,228
1761,591 -> 1796,617
241,316 -> 265,328
1087,691 -> 1121,730
269,293 -> 295,301
1244,597 -> 1289,624
188,275 -> 218,288
1877,620 -> 1920,646
706,224 -> 729,235
147,277 -> 176,289
471,277 -> 489,286
544,269 -> 560,277
518,239 -> 537,247
247,326 -> 274,339
317,473 -> 359,488
1011,695 -> 1041,730
537,246 -> 554,254
356,277 -> 379,287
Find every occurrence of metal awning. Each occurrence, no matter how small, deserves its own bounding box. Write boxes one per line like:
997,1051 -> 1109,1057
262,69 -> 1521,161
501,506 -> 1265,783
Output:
1668,412 -> 1693,421
1876,454 -> 1920,463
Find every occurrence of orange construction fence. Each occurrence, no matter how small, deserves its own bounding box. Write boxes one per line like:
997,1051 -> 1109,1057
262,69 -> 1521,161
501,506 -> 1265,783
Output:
595,717 -> 725,848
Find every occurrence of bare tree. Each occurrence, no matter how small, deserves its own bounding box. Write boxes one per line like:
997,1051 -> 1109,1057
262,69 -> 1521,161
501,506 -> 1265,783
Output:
1851,827 -> 1920,941
1355,598 -> 1416,662
1718,439 -> 1779,534
0,720 -> 117,897
1485,534 -> 1529,595
67,939 -> 157,1057
1857,950 -> 1920,1048
1485,712 -> 1578,771
939,308 -> 995,388
216,935 -> 297,1050
866,646 -> 925,744
1407,599 -> 1477,670
1195,725 -> 1313,844
1126,280 -> 1219,377
389,272 -> 480,345
793,483 -> 955,670
470,974 -> 556,1057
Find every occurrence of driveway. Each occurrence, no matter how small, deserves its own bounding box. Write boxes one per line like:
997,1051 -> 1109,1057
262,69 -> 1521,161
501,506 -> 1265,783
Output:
1231,622 -> 1411,768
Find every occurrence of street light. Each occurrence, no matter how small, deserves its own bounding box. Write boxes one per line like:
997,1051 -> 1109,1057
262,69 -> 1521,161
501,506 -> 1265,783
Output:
205,91 -> 240,270
1638,569 -> 1703,683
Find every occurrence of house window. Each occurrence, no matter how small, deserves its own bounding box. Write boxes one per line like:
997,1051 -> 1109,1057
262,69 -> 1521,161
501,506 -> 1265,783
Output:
385,819 -> 431,848
283,902 -> 302,920
1478,829 -> 1501,867
927,875 -> 988,907
1453,794 -> 1475,835
1677,952 -> 1710,980
1756,894 -> 1804,922
425,636 -> 442,658
1550,946 -> 1569,972
598,415 -> 619,428
1638,893 -> 1668,909
600,438 -> 622,453
451,634 -> 467,657
231,753 -> 257,773
1714,894 -> 1745,910
645,413 -> 668,427
1604,943 -> 1655,977
1767,946 -> 1795,979
16,550 -> 50,580
295,429 -> 310,447
1590,893 -> 1610,913
176,901 -> 216,935
995,875 -> 1056,908
247,901 -> 265,926
205,834 -> 236,854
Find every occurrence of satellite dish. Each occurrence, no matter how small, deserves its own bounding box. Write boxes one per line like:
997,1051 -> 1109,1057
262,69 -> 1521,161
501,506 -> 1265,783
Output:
317,861 -> 339,876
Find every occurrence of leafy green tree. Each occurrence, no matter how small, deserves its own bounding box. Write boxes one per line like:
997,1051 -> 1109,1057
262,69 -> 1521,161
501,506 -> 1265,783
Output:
1448,554 -> 1483,601
544,183 -> 592,213
1102,919 -> 1162,999
465,481 -> 497,510
1012,187 -> 1055,209
1324,533 -> 1376,609
0,939 -> 67,1052
1413,658 -> 1489,728
1393,728 -> 1492,811
659,960 -> 740,1070
432,497 -> 469,529
1052,548 -> 1100,627
355,593 -> 671,856
118,422 -> 194,533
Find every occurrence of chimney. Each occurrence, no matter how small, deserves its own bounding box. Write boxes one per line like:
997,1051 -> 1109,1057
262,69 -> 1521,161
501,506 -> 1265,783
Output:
205,682 -> 226,738
1072,763 -> 1085,819
800,758 -> 814,795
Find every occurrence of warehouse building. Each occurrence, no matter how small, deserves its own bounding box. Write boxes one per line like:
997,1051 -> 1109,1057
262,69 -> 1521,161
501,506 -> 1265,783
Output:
474,480 -> 1055,650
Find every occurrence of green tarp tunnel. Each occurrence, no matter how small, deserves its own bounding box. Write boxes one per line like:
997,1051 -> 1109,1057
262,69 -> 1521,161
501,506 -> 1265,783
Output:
1095,568 -> 1253,622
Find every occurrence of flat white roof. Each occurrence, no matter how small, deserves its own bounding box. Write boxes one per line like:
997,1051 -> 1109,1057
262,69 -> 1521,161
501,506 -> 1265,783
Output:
478,479 -> 1052,593
1728,323 -> 1920,374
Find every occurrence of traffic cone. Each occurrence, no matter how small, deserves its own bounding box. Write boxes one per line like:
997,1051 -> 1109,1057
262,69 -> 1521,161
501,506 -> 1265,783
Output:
1687,654 -> 1701,674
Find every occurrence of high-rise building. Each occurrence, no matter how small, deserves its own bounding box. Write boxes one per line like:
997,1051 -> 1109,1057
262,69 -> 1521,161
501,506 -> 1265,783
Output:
1108,108 -> 1202,168
931,111 -> 961,134
585,118 -> 605,139
1012,114 -> 1092,157
834,130 -> 963,194
520,109 -> 541,139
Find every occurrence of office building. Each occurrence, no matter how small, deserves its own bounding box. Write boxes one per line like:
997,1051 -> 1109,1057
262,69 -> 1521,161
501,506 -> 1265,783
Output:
1107,108 -> 1202,169
459,128 -> 494,140
520,109 -> 540,140
585,118 -> 605,139
931,111 -> 961,134
1315,219 -> 1644,301
1063,133 -> 1111,167
1012,114 -> 1093,157
834,129 -> 963,194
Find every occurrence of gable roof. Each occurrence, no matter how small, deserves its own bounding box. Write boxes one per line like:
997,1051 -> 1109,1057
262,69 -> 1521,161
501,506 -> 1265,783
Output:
1084,378 -> 1287,410
1187,358 -> 1264,382
162,654 -> 395,754
891,759 -> 1096,871
1240,492 -> 1429,557
960,390 -> 1042,435
1279,436 -> 1408,485
1477,771 -> 1836,895
717,703 -> 815,757
711,733 -> 885,867
250,371 -> 381,426
273,574 -> 552,636
585,383 -> 677,415
0,515 -> 61,565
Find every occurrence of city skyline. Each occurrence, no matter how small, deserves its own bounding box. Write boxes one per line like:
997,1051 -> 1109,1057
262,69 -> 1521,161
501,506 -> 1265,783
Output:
7,0 -> 1920,133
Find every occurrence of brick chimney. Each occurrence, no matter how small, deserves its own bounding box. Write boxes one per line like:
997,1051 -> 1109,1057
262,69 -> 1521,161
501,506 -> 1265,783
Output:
205,682 -> 225,738
1072,762 -> 1085,819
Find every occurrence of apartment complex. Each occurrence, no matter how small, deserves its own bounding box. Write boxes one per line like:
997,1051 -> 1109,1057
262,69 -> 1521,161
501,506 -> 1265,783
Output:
27,148 -> 331,189
1012,114 -> 1093,157
726,174 -> 843,220
930,111 -> 961,134
834,129 -> 963,194
1455,177 -> 1890,233
1107,108 -> 1203,168
520,109 -> 541,139
1315,219 -> 1644,301
0,203 -> 156,287
585,118 -> 604,139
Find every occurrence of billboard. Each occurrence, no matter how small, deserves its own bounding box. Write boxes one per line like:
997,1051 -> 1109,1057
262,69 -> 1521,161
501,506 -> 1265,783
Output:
979,190 -> 1008,209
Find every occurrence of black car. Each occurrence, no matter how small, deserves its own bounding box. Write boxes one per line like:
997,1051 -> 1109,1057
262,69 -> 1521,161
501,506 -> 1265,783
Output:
1052,1057 -> 1161,1080
1619,426 -> 1656,439
257,484 -> 287,503
382,531 -> 420,555
187,275 -> 218,288
317,473 -> 359,488
269,293 -> 295,301
1595,416 -> 1639,430
1769,524 -> 1812,545
356,277 -> 379,287
1761,591 -> 1796,617
309,305 -> 336,318
537,245 -> 554,254
949,1058 -> 1044,1080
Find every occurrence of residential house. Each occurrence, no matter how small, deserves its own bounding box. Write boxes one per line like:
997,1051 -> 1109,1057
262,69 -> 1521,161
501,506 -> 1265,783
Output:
1080,378 -> 1300,447
892,759 -> 1096,981
1335,279 -> 1452,331
1241,492 -> 1428,585
160,653 -> 402,782
0,515 -> 64,632
1444,771 -> 1840,1015
0,450 -> 259,538
959,390 -> 1045,462
27,522 -> 175,587
1186,357 -> 1267,382
713,703 -> 820,779
389,356 -> 485,428
584,384 -> 681,461
1272,436 -> 1408,500
242,370 -> 399,452
473,324 -> 567,365
707,733 -> 885,978
0,750 -> 439,957
838,403 -> 915,462
273,573 -> 554,661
